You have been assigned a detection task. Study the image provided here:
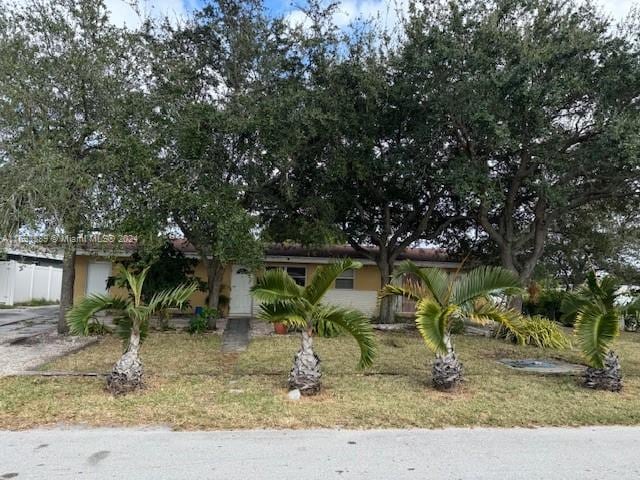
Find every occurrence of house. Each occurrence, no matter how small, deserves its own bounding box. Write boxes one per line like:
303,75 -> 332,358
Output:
72,240 -> 460,317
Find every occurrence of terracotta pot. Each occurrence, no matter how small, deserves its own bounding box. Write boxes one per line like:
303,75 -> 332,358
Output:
274,322 -> 288,335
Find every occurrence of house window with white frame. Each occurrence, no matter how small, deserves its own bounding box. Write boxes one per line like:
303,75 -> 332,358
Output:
335,269 -> 354,289
266,265 -> 306,286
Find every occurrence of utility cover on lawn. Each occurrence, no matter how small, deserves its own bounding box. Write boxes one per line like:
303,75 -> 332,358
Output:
498,358 -> 586,375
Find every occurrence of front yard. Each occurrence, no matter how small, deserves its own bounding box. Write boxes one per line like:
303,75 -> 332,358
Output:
2,330 -> 640,430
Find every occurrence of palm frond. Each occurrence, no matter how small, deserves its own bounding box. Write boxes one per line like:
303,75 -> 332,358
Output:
312,305 -> 376,368
413,298 -> 449,355
468,301 -> 526,346
304,259 -> 363,305
513,315 -> 571,350
574,302 -> 620,368
560,291 -> 588,325
392,261 -> 450,306
66,294 -> 129,336
379,282 -> 428,302
122,266 -> 150,307
147,282 -> 198,314
256,301 -> 307,329
452,266 -> 522,307
251,268 -> 303,304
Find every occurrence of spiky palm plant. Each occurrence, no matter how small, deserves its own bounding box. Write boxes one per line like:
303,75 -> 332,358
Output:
251,259 -> 376,395
561,272 -> 625,391
381,262 -> 523,390
67,267 -> 197,395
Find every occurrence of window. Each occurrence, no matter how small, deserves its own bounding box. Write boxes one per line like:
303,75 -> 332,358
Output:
335,269 -> 354,289
266,266 -> 307,286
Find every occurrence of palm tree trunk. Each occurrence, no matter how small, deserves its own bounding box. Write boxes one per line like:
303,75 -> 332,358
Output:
289,327 -> 321,395
583,350 -> 622,392
432,334 -> 463,390
106,323 -> 144,395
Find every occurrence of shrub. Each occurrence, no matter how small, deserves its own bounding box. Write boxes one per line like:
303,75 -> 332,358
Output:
188,307 -> 218,334
188,313 -> 209,334
524,288 -> 566,323
499,315 -> 570,350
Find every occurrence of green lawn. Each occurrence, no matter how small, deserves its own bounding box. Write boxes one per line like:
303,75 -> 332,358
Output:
2,330 -> 640,430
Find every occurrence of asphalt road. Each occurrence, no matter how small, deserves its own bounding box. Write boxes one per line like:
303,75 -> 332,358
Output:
2,426 -> 640,479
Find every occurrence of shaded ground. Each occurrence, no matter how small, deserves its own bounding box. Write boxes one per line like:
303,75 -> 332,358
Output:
2,329 -> 640,430
3,426 -> 640,480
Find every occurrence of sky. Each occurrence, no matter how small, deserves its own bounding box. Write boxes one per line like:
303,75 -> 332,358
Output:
105,0 -> 638,29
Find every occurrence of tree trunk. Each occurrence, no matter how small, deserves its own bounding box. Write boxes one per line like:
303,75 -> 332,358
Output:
583,350 -> 622,392
58,242 -> 76,334
500,253 -> 527,312
289,327 -> 321,395
378,262 -> 395,323
431,334 -> 463,390
204,258 -> 224,330
106,323 -> 144,395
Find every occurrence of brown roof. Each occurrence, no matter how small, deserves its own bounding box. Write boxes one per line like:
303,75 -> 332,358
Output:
77,237 -> 454,263
263,243 -> 452,262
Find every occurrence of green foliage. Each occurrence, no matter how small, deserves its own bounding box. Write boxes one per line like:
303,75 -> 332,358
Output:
561,272 -> 622,368
107,241 -> 201,303
382,262 -> 523,355
251,260 -> 376,368
449,316 -> 466,335
498,315 -> 570,350
67,268 -> 197,349
188,315 -> 209,335
67,294 -> 129,337
400,0 -> 640,283
188,307 -> 218,335
524,287 -> 566,324
0,0 -> 148,235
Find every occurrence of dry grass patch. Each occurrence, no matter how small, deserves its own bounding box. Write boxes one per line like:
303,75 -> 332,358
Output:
3,330 -> 640,429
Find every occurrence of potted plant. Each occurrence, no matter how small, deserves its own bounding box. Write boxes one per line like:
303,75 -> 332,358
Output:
274,322 -> 288,335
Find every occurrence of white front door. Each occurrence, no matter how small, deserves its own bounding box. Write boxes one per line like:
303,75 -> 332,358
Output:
229,266 -> 253,317
86,261 -> 112,296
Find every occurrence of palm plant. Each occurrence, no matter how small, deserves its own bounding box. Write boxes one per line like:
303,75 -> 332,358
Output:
561,272 -> 626,391
251,259 -> 376,395
67,267 -> 197,395
381,261 -> 523,390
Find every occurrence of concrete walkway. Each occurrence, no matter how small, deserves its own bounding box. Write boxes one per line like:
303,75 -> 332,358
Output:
221,317 -> 251,353
2,426 -> 640,479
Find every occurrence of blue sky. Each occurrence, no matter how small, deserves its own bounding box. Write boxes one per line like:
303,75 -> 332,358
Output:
105,0 -> 637,29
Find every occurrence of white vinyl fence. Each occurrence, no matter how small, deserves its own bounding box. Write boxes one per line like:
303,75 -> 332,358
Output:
0,260 -> 62,306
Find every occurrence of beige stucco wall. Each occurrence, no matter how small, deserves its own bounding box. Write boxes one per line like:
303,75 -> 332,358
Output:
72,255 -> 89,303
73,254 -> 451,316
73,255 -> 232,310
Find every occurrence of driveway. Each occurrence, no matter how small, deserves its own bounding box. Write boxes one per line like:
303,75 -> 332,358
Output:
0,306 -> 94,376
0,305 -> 59,342
2,426 -> 640,479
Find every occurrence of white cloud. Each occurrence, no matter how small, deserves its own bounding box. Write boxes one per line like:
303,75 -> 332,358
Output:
104,0 -> 190,28
285,0 -> 636,34
596,0 -> 637,20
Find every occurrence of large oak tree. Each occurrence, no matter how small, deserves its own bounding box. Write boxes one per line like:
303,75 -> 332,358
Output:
403,0 -> 640,304
0,0 -> 149,331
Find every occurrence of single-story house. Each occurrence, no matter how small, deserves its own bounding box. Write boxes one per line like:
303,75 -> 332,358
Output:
72,241 -> 460,317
